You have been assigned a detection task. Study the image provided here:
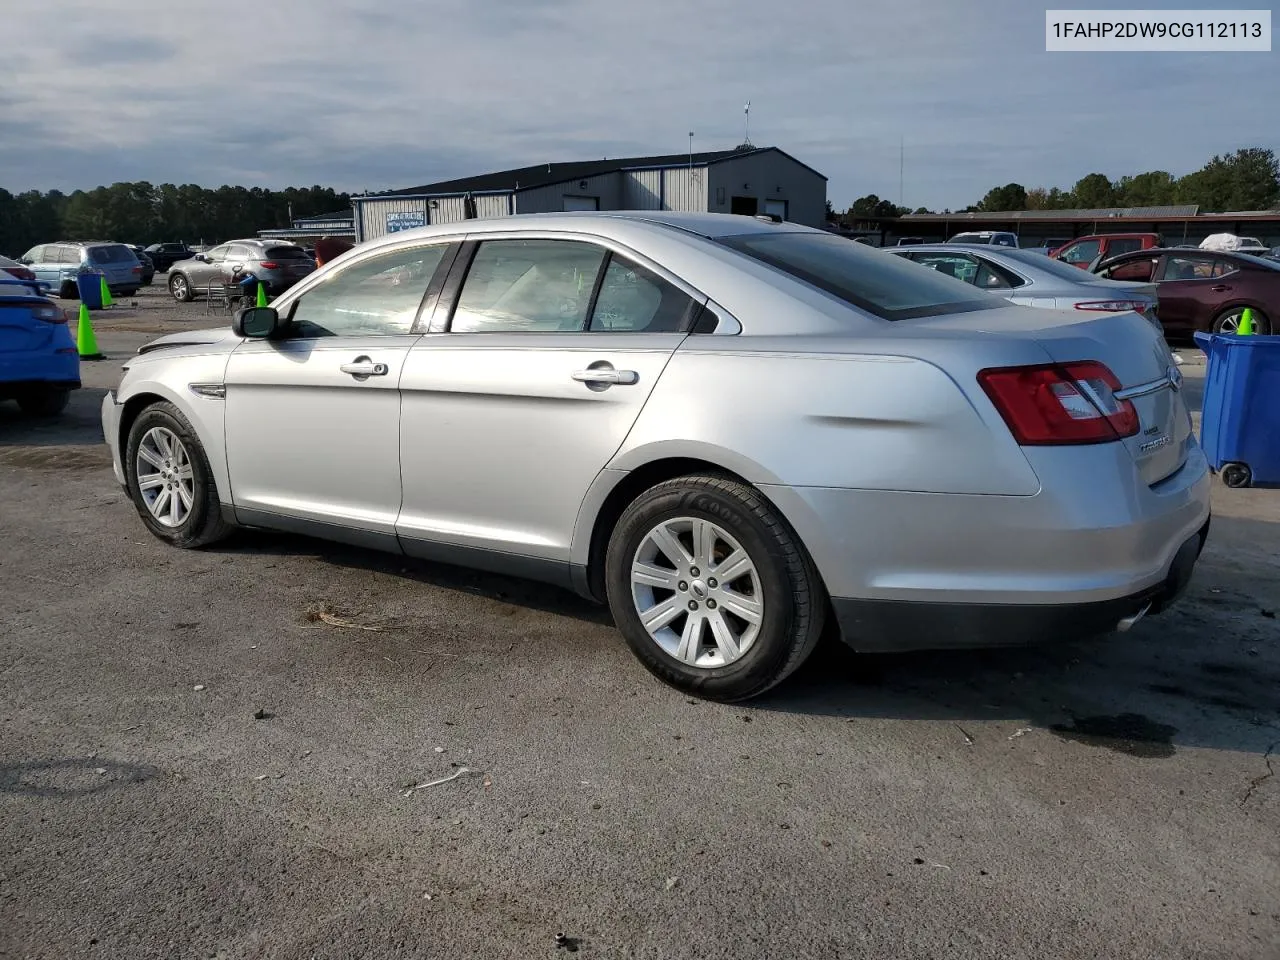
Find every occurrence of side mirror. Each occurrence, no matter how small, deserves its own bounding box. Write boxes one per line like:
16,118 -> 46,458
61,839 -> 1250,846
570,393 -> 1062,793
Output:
233,306 -> 279,339
17,258 -> 30,265
194,253 -> 208,262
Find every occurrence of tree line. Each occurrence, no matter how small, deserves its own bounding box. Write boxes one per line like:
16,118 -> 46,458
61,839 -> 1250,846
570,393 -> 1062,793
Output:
836,147 -> 1280,220
0,183 -> 352,257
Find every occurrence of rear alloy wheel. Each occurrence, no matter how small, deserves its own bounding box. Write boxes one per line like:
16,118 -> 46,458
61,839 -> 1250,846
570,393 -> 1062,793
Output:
125,402 -> 232,548
169,273 -> 193,302
605,475 -> 825,702
17,387 -> 70,417
1212,307 -> 1270,335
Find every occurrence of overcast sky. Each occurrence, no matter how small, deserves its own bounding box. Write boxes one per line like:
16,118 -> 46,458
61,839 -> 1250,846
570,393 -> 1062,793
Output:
4,0 -> 1276,210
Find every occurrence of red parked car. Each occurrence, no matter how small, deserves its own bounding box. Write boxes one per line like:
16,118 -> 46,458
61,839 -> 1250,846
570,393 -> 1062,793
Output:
1052,233 -> 1163,269
1093,248 -> 1279,336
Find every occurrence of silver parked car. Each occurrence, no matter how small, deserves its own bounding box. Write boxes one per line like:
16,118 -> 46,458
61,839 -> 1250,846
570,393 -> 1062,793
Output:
946,230 -> 1019,248
168,239 -> 315,302
888,243 -> 1164,332
102,213 -> 1210,701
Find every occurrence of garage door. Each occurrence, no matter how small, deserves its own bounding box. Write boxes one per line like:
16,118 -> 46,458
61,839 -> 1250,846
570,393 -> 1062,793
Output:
562,196 -> 599,211
764,199 -> 788,221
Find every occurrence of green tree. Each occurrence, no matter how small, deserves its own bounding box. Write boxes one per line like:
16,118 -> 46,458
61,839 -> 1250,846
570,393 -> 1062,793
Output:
1071,173 -> 1117,208
1115,171 -> 1177,207
1176,148 -> 1279,211
978,182 -> 1028,212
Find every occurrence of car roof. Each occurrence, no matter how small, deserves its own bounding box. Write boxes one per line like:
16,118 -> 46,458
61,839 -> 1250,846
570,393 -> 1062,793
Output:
358,211 -> 819,251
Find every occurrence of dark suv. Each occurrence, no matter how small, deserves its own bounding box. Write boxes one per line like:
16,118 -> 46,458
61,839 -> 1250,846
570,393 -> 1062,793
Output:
143,243 -> 195,272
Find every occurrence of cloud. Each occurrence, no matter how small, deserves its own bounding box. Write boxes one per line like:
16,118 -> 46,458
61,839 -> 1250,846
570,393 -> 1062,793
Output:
3,0 -> 1276,210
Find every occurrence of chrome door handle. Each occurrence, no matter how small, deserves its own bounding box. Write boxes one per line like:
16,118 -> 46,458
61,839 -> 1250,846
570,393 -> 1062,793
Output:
1210,284 -> 1230,292
340,357 -> 389,378
572,368 -> 638,385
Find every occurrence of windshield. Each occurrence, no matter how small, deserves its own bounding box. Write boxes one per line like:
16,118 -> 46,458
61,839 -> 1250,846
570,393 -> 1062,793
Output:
949,234 -> 992,244
718,232 -> 1001,321
88,244 -> 138,264
264,245 -> 311,261
998,248 -> 1112,280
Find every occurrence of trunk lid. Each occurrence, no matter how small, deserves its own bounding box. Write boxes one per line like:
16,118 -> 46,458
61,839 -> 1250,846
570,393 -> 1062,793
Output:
911,304 -> 1189,486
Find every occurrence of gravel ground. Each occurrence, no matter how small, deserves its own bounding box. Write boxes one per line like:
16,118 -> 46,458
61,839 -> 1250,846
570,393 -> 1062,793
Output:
1,284 -> 1277,959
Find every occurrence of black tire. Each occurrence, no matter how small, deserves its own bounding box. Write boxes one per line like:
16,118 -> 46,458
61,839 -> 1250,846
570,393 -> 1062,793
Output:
169,273 -> 193,302
1221,462 -> 1252,489
121,287 -> 139,297
59,280 -> 78,299
605,474 -> 826,702
17,387 -> 69,417
1212,306 -> 1270,335
124,401 -> 233,548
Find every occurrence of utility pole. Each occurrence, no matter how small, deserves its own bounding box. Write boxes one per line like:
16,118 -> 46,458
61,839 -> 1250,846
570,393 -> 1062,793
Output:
899,137 -> 904,208
744,101 -> 751,146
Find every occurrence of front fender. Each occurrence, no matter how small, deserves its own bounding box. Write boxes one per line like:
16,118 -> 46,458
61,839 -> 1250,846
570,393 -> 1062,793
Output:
113,358 -> 232,506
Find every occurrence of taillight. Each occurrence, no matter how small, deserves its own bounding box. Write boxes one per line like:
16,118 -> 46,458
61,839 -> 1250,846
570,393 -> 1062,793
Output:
31,303 -> 67,324
131,265 -> 142,273
259,261 -> 280,269
1073,300 -> 1149,313
978,361 -> 1139,445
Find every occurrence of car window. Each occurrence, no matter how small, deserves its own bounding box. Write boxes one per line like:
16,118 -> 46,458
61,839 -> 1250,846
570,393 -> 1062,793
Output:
1059,239 -> 1101,265
588,255 -> 700,332
88,244 -> 136,264
1104,238 -> 1143,257
1161,255 -> 1214,281
1101,257 -> 1158,282
974,260 -> 1014,289
226,244 -> 255,261
914,253 -> 978,283
265,245 -> 311,261
22,246 -> 45,263
206,245 -> 231,261
1211,259 -> 1239,279
288,243 -> 449,338
719,232 -> 999,321
451,239 -> 606,333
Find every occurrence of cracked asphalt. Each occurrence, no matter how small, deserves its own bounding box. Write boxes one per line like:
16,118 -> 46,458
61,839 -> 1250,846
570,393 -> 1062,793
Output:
1,286 -> 1277,959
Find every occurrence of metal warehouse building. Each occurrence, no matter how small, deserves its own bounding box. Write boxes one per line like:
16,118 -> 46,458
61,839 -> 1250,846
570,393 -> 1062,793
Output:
352,146 -> 827,243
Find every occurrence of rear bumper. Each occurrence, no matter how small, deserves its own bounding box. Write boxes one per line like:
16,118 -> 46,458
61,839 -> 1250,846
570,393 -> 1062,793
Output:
0,348 -> 81,393
0,377 -> 81,397
830,518 -> 1209,652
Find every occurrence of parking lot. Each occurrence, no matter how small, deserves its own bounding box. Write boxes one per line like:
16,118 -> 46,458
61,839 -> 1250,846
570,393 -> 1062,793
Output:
2,283 -> 1278,958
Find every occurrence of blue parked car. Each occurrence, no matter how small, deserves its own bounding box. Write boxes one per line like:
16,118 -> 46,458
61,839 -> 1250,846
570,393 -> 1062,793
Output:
0,278 -> 81,416
16,240 -> 144,300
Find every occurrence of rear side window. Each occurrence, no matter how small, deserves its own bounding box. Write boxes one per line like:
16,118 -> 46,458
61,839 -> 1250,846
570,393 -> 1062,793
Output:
88,244 -> 136,264
588,255 -> 700,332
718,232 -> 999,321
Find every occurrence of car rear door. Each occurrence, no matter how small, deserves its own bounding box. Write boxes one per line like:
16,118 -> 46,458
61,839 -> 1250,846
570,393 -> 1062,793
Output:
1153,253 -> 1225,335
222,241 -> 451,537
395,234 -> 700,567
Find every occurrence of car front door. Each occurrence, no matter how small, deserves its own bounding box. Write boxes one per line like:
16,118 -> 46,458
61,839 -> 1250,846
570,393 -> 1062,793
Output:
395,235 -> 702,573
190,245 -> 229,289
222,240 -> 453,543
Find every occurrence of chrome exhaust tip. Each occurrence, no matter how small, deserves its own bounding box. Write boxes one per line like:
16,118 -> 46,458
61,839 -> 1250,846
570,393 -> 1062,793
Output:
1116,603 -> 1152,633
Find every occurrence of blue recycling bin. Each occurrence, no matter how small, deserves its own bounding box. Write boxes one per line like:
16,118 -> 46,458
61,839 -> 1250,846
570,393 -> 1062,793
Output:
1194,331 -> 1280,488
75,272 -> 103,309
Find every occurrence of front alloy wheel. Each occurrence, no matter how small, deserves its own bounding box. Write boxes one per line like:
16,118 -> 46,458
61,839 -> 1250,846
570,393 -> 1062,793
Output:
135,426 -> 195,527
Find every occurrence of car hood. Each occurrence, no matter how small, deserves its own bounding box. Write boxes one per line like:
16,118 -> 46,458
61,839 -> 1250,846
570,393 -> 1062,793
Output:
135,326 -> 241,356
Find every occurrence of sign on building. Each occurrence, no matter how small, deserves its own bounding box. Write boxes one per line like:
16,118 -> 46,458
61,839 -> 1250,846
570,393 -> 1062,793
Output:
386,210 -> 426,233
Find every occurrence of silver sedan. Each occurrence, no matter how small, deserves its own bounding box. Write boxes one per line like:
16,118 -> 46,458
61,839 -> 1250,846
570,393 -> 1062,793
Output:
102,213 -> 1210,701
888,243 -> 1164,330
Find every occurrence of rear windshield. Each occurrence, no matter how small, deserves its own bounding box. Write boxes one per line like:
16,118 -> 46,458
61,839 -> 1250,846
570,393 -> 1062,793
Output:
264,246 -> 311,260
719,232 -> 1001,321
949,234 -> 992,244
88,244 -> 137,264
1000,248 -> 1109,280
